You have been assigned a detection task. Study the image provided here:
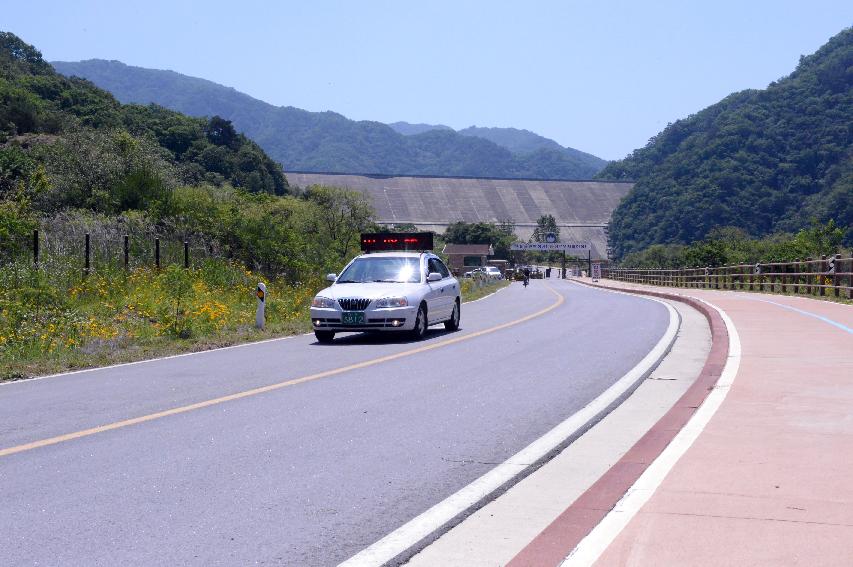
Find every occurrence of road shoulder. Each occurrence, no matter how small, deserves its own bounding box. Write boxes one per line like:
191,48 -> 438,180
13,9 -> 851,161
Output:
405,297 -> 711,566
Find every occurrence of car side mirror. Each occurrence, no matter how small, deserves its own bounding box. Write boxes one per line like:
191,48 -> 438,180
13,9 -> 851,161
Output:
326,273 -> 337,282
427,272 -> 442,282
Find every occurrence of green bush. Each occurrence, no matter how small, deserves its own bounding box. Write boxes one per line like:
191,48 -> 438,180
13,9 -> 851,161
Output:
619,220 -> 848,268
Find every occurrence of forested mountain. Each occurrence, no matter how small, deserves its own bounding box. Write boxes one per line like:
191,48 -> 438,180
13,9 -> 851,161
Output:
457,125 -> 605,166
356,122 -> 609,173
52,59 -> 608,179
600,27 -> 853,256
458,125 -> 568,154
0,32 -> 287,203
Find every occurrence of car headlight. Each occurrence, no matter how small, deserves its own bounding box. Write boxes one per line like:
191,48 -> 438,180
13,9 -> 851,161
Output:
311,296 -> 336,308
375,296 -> 408,308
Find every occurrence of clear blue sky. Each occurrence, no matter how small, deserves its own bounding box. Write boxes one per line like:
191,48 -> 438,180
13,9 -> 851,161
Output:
4,1 -> 851,160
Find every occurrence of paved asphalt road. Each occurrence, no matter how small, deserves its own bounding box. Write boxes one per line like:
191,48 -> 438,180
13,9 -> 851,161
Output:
0,279 -> 669,566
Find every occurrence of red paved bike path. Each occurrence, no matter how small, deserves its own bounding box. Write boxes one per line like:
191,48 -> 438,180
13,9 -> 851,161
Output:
511,283 -> 853,567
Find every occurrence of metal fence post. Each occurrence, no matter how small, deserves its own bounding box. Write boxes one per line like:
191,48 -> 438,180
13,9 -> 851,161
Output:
124,235 -> 129,270
155,238 -> 161,269
84,233 -> 90,278
184,241 -> 190,269
33,229 -> 39,268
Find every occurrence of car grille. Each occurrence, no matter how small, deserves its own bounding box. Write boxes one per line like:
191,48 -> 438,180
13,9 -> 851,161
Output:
314,317 -> 406,329
338,298 -> 371,311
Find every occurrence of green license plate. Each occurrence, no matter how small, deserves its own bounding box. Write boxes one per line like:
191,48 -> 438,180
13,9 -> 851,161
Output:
342,312 -> 365,325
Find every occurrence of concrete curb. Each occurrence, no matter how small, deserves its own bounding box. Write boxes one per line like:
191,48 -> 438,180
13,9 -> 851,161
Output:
507,280 -> 730,566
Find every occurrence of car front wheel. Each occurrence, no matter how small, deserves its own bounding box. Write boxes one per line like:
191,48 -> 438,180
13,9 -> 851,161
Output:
314,330 -> 335,343
444,300 -> 460,331
410,304 -> 427,340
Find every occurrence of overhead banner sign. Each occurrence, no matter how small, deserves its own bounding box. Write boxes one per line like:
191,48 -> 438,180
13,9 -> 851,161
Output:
510,242 -> 590,252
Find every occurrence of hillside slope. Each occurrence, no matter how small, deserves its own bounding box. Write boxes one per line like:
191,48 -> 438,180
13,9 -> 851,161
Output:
52,59 -> 607,179
599,27 -> 853,255
1,32 -> 287,202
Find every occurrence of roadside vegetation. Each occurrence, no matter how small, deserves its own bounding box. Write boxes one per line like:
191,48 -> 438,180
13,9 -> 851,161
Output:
0,261 -> 319,381
0,33 -> 383,380
460,276 -> 510,302
617,220 -> 846,268
1,258 -> 511,382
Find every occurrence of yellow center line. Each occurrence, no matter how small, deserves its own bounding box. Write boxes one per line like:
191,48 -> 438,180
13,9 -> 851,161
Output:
1,284 -> 565,459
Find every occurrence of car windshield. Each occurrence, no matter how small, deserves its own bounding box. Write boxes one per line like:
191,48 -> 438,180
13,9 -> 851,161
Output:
336,257 -> 421,283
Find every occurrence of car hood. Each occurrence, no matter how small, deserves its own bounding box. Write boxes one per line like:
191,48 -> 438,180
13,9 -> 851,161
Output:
316,282 -> 425,301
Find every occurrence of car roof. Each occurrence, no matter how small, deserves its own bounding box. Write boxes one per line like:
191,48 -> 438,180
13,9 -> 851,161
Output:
356,251 -> 428,258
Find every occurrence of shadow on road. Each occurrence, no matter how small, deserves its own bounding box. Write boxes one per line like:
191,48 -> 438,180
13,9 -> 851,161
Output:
311,328 -> 461,346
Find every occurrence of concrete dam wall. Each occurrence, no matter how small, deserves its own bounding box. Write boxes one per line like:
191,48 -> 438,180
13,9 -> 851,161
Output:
285,172 -> 632,259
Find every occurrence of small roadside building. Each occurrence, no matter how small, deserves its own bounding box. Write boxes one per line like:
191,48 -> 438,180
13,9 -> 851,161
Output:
442,243 -> 494,276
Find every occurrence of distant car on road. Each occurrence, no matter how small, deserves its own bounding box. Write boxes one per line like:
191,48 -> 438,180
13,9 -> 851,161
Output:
310,241 -> 461,343
483,266 -> 503,279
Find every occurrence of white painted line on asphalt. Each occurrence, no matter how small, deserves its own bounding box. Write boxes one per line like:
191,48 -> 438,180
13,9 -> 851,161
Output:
339,293 -> 679,567
560,298 -> 741,567
0,333 -> 312,387
752,298 -> 852,334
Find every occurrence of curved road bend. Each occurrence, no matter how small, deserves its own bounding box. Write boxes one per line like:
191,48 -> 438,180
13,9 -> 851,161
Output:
0,280 -> 670,566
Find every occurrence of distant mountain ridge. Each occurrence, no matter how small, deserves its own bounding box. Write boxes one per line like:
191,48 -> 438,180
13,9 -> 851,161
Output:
387,121 -> 453,136
52,59 -> 607,180
389,122 -> 605,166
458,126 -> 603,163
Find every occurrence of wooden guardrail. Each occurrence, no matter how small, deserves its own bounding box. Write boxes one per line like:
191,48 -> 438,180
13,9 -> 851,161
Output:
603,254 -> 853,300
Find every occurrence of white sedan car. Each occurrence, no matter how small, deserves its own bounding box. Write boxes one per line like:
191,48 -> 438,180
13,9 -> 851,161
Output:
484,266 -> 503,279
310,252 -> 461,343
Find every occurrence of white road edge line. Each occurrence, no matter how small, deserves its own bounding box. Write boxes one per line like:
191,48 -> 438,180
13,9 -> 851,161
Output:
339,292 -> 679,567
560,297 -> 741,567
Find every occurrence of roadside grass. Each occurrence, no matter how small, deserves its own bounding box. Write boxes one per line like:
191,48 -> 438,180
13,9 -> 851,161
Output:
461,277 -> 511,302
0,267 -> 514,383
0,259 -> 319,382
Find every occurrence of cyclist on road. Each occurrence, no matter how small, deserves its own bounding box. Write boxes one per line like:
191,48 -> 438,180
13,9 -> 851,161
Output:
523,267 -> 531,287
